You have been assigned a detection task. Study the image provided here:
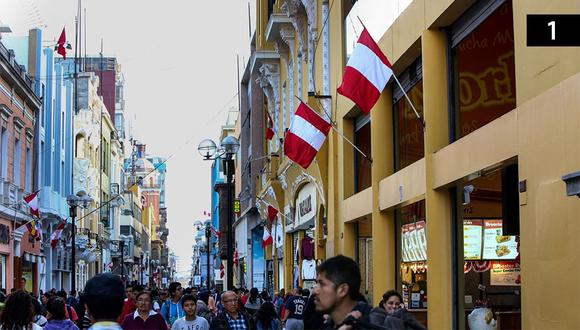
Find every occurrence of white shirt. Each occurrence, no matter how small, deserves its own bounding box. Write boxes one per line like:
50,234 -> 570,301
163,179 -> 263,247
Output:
172,316 -> 209,330
302,259 -> 317,280
133,309 -> 157,321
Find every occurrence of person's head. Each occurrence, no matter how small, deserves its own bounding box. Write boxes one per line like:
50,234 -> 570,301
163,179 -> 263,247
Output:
279,288 -> 285,297
135,291 -> 153,313
314,255 -> 361,314
46,297 -> 66,320
380,290 -> 403,314
41,292 -> 52,305
181,294 -> 197,318
159,290 -> 168,301
168,282 -> 183,300
19,277 -> 26,289
69,290 -> 77,297
293,286 -> 302,296
221,291 -> 239,315
125,285 -> 133,299
197,290 -> 210,305
255,301 -> 277,327
302,288 -> 310,297
83,273 -> 125,322
57,290 -> 67,300
0,290 -> 33,328
132,284 -> 144,301
31,298 -> 43,316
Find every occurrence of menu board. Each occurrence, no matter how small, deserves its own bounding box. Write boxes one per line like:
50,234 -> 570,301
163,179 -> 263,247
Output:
483,220 -> 518,260
490,261 -> 521,286
402,221 -> 427,262
463,220 -> 483,260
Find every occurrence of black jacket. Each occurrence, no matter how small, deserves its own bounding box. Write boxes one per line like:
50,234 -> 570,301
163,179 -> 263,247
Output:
209,310 -> 255,330
321,301 -> 386,330
369,307 -> 405,330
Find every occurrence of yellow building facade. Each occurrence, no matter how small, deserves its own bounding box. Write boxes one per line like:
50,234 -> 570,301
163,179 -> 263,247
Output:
249,0 -> 580,328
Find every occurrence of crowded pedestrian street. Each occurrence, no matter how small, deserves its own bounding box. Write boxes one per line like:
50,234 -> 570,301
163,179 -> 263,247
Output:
0,0 -> 579,329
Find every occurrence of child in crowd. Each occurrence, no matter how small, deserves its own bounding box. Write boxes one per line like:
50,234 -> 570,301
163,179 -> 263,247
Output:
171,294 -> 209,330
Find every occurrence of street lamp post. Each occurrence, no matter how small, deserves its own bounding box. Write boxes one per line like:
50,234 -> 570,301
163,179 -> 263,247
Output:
198,136 -> 239,290
67,191 -> 93,293
205,222 -> 211,289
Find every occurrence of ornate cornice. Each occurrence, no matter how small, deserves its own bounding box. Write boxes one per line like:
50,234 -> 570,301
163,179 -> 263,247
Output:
274,40 -> 290,67
256,63 -> 280,118
279,27 -> 296,60
281,0 -> 308,58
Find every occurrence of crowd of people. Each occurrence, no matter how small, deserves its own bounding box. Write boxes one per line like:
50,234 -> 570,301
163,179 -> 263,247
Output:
0,255 -> 426,329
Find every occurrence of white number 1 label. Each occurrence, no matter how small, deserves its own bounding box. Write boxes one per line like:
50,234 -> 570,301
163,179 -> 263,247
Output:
548,20 -> 556,40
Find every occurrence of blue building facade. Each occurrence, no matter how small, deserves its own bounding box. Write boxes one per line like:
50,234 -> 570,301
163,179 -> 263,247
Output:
4,28 -> 75,291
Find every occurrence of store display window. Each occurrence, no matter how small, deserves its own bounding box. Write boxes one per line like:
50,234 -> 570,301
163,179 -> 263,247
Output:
451,0 -> 516,139
396,200 -> 427,311
393,59 -> 424,171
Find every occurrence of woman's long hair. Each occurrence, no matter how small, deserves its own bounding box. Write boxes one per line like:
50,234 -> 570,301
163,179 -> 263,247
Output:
249,287 -> 259,304
255,301 -> 277,328
1,290 -> 34,329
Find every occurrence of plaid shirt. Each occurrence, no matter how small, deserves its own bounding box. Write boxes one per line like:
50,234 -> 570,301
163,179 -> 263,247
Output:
225,311 -> 248,330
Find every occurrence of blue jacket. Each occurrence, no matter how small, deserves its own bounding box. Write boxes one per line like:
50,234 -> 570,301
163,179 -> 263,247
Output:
160,299 -> 185,325
43,319 -> 79,330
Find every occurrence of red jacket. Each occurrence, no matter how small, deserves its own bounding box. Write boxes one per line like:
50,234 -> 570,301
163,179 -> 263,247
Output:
117,299 -> 137,324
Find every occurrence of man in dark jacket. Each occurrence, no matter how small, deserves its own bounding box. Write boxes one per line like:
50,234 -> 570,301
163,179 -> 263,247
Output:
209,291 -> 254,330
313,255 -> 380,330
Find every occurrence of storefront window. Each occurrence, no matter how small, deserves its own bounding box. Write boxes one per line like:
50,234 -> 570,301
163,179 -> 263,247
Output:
394,76 -> 424,170
0,255 -> 5,290
452,1 -> 516,139
460,166 -> 521,328
354,116 -> 371,193
396,200 -> 427,314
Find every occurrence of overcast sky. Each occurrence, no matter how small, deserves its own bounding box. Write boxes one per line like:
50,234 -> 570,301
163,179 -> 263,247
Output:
0,0 -> 255,278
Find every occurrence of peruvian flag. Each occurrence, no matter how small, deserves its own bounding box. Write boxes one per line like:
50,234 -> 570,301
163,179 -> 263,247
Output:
220,262 -> 225,278
262,226 -> 273,248
266,112 -> 275,140
338,27 -> 393,114
267,205 -> 278,223
24,191 -> 40,217
211,225 -> 221,239
284,102 -> 332,169
56,27 -> 67,59
50,222 -> 66,248
234,248 -> 239,267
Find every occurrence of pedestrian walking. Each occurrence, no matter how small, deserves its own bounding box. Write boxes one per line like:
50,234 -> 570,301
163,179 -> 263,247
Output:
120,291 -> 167,330
313,255 -> 377,330
31,298 -> 47,327
67,290 -> 79,307
254,301 -> 279,330
83,273 -> 125,330
302,293 -> 324,330
281,287 -> 306,330
160,282 -> 185,328
370,290 -> 425,330
57,290 -> 79,323
0,290 -> 42,330
117,285 -> 143,324
75,294 -> 93,330
243,288 -> 263,316
44,297 -> 79,330
172,294 -> 209,330
209,291 -> 254,330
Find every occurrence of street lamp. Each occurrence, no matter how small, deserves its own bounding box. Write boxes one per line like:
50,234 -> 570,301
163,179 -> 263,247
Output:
197,135 -> 239,290
67,191 -> 93,293
119,234 -> 132,284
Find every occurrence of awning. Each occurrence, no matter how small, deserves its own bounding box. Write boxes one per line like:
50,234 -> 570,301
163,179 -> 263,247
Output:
23,252 -> 44,264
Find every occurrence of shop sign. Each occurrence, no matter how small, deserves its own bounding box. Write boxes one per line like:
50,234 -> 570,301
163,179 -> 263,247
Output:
233,199 -> 241,215
193,275 -> 201,286
76,235 -> 88,249
463,220 -> 483,260
0,224 -> 9,245
490,261 -> 521,286
482,220 -> 518,260
401,221 -> 427,262
294,183 -> 316,227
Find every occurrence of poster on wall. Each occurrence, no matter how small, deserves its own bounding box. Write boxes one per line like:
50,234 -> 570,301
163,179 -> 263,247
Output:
490,261 -> 521,286
402,222 -> 427,262
483,220 -> 518,260
463,220 -> 483,260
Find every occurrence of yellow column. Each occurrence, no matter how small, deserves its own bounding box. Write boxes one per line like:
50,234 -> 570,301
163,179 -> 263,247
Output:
284,232 -> 293,292
371,90 -> 396,306
422,29 -> 452,329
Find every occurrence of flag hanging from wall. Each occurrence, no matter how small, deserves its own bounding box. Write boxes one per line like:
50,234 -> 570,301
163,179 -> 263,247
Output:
50,222 -> 66,248
266,112 -> 275,140
24,191 -> 40,218
262,225 -> 273,248
220,262 -> 225,278
337,27 -> 393,114
284,102 -> 332,169
267,205 -> 278,223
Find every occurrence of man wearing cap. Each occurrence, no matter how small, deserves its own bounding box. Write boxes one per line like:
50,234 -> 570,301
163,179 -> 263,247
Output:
84,273 -> 125,330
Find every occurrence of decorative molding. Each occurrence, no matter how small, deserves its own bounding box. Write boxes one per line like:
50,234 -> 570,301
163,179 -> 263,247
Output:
301,0 -> 317,93
291,172 -> 326,207
281,0 -> 308,58
274,40 -> 290,68
257,63 -> 281,124
279,174 -> 288,190
279,27 -> 296,61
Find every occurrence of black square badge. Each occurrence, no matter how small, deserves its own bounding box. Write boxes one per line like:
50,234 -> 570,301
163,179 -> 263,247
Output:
527,15 -> 580,47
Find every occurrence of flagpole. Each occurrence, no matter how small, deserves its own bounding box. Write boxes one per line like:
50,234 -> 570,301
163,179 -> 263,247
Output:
356,16 -> 424,127
294,95 -> 372,163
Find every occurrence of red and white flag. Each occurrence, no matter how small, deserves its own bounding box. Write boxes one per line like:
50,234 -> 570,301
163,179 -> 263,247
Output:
267,205 -> 278,223
284,102 -> 332,169
220,262 -> 225,278
266,112 -> 275,140
234,248 -> 239,267
262,225 -> 273,248
338,27 -> 393,114
56,27 -> 67,59
50,222 -> 66,249
24,191 -> 40,218
211,225 -> 221,239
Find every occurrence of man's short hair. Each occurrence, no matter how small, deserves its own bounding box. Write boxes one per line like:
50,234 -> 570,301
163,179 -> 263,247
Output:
317,255 -> 361,300
132,284 -> 144,293
181,294 -> 197,306
83,273 -> 125,321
